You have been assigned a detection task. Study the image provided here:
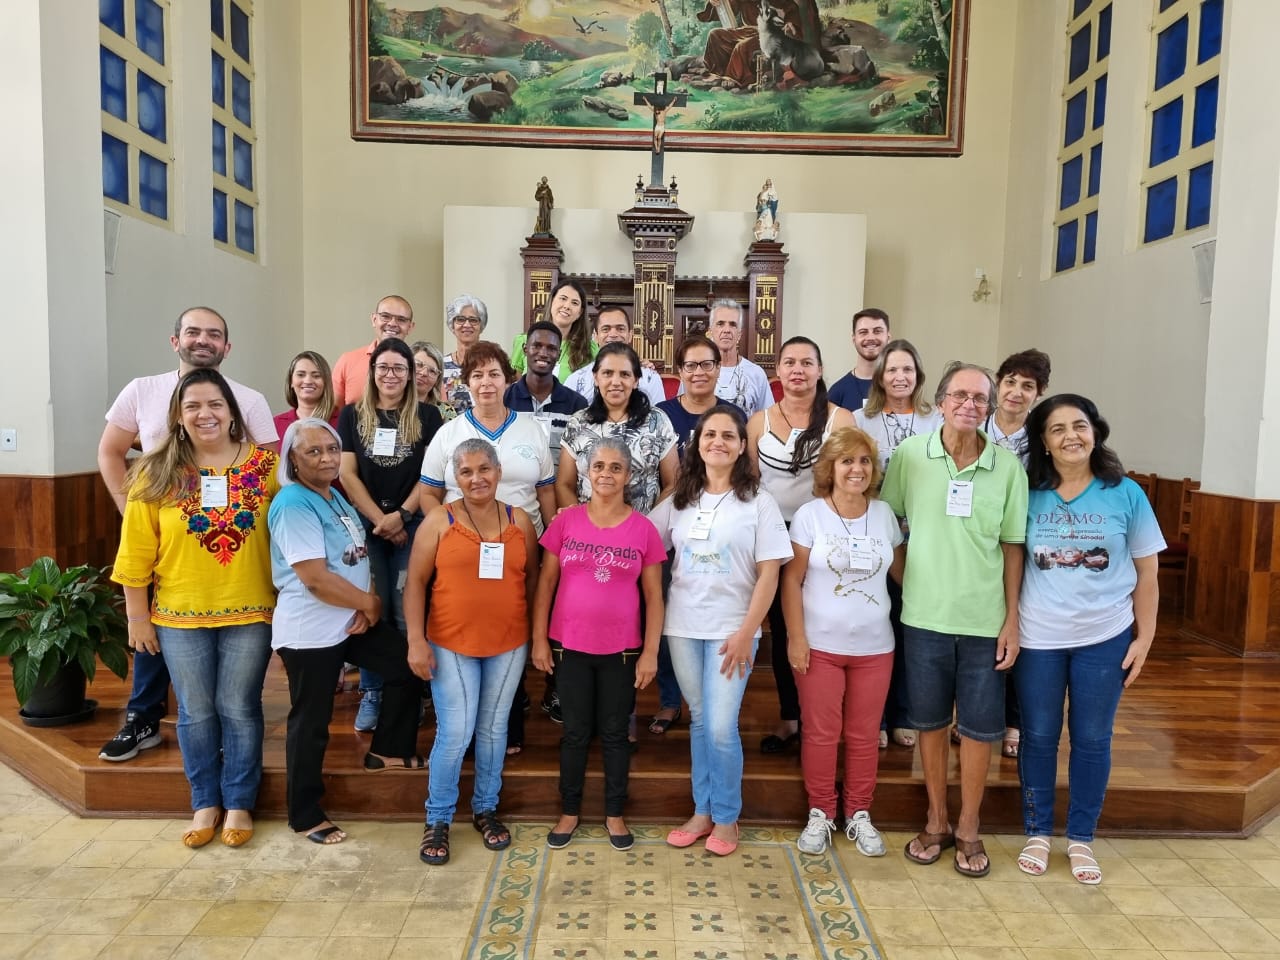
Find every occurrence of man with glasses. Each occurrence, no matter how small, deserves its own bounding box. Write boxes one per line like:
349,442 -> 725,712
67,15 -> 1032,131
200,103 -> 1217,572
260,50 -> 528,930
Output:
880,362 -> 1028,879
332,294 -> 416,404
564,305 -> 667,406
829,308 -> 891,412
694,298 -> 771,417
96,306 -> 278,762
504,320 -> 588,464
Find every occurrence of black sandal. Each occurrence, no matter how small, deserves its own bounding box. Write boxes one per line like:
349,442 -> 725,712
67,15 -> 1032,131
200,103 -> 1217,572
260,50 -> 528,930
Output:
473,809 -> 512,851
419,821 -> 450,865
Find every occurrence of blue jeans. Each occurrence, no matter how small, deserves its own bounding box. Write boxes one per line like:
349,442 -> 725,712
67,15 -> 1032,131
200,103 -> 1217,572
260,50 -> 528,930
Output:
1013,626 -> 1131,842
126,647 -> 170,723
425,642 -> 525,823
667,635 -> 756,824
155,622 -> 272,811
903,626 -> 1004,741
361,516 -> 420,694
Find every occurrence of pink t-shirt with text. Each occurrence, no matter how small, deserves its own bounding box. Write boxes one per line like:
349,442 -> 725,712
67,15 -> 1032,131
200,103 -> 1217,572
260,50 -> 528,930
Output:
540,505 -> 666,655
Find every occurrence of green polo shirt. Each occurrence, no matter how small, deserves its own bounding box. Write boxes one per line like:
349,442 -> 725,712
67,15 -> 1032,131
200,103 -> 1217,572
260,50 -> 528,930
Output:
880,429 -> 1028,637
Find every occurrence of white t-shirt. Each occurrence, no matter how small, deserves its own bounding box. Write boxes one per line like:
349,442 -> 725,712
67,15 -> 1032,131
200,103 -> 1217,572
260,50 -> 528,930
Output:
563,362 -> 668,408
788,497 -> 903,656
419,409 -> 555,533
854,408 -> 943,472
105,369 -> 278,452
648,489 -> 793,640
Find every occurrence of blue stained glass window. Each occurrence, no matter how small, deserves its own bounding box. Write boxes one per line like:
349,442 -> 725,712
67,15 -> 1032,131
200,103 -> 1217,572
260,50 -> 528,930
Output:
234,200 -> 255,254
100,0 -> 125,35
1093,74 -> 1107,129
212,0 -> 225,38
1056,220 -> 1079,273
1198,0 -> 1223,63
1083,211 -> 1098,263
212,52 -> 226,107
1069,24 -> 1092,83
213,121 -> 227,176
1191,77 -> 1218,147
233,135 -> 253,190
1144,177 -> 1178,242
136,72 -> 166,142
138,151 -> 167,220
1088,143 -> 1103,197
231,3 -> 251,63
100,46 -> 127,120
1187,161 -> 1213,229
1060,155 -> 1083,211
1064,91 -> 1087,148
1159,0 -> 1177,10
1155,16 -> 1188,90
214,189 -> 229,243
1097,5 -> 1111,60
102,133 -> 129,203
232,69 -> 251,126
1150,97 -> 1183,167
1073,0 -> 1090,17
135,0 -> 165,65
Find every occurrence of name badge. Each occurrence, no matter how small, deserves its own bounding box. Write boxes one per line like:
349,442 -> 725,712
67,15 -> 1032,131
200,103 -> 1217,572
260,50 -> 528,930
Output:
338,515 -> 365,548
479,542 -> 505,579
200,475 -> 228,509
372,427 -> 398,456
786,428 -> 804,449
688,510 -> 714,540
946,480 -> 974,518
534,412 -> 553,434
848,536 -> 875,572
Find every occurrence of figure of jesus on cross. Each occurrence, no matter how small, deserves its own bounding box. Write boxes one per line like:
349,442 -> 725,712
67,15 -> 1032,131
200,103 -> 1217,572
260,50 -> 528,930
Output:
635,73 -> 687,188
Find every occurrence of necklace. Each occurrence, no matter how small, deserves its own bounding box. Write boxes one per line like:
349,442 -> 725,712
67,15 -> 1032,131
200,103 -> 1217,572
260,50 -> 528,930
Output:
460,497 -> 502,542
828,495 -> 869,537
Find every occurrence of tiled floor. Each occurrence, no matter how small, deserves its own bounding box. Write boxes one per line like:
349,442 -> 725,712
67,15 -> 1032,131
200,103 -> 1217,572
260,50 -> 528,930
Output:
3,762 -> 1280,959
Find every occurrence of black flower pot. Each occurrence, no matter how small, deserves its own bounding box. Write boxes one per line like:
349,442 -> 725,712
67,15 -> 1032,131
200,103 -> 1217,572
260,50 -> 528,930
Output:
19,661 -> 97,727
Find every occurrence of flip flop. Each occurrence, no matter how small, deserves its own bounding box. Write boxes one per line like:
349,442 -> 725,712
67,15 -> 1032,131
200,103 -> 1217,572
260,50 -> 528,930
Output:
648,706 -> 682,735
1003,729 -> 1021,758
1017,836 -> 1050,876
904,828 -> 954,865
303,825 -> 347,845
892,728 -> 917,748
363,753 -> 427,771
954,837 -> 991,878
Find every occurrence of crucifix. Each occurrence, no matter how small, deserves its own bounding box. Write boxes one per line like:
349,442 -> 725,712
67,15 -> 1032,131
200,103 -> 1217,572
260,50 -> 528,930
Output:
634,72 -> 687,188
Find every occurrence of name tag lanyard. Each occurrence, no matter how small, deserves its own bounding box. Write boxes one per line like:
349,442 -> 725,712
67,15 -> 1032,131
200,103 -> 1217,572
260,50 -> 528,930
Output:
689,489 -> 733,540
315,488 -> 365,549
828,496 -> 876,573
929,433 -> 976,518
198,442 -> 244,509
461,498 -> 506,579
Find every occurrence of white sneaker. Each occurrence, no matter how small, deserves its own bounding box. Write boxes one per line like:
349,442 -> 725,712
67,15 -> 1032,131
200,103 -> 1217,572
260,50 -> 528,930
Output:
797,808 -> 835,855
845,810 -> 887,857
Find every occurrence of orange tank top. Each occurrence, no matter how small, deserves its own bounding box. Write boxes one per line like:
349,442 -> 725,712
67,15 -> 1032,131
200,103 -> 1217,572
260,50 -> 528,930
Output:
427,505 -> 528,658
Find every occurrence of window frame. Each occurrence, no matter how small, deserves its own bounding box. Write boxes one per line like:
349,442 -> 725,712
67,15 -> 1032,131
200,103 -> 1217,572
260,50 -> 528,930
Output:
211,0 -> 259,261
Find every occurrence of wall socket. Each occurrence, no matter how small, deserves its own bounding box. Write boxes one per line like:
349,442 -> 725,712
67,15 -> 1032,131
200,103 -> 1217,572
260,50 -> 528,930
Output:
1,429 -> 16,452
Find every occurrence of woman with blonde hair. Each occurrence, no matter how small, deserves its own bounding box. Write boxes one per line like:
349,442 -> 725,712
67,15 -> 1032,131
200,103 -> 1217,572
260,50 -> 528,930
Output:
411,340 -> 455,422
854,339 -> 941,472
275,351 -> 339,440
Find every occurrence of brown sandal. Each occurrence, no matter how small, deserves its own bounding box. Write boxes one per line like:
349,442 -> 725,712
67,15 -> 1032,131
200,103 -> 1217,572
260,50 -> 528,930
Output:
904,828 -> 954,865
954,837 -> 991,878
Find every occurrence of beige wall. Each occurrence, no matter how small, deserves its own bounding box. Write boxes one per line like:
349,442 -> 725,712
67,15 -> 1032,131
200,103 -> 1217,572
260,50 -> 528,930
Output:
300,0 -> 1020,384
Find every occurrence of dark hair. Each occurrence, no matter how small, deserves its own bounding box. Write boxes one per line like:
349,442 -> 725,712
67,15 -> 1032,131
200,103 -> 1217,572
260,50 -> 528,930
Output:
778,335 -> 829,474
584,342 -> 650,428
852,307 -> 889,329
596,304 -> 630,329
673,405 -> 758,509
545,278 -> 594,371
174,305 -> 228,338
675,335 -> 721,366
525,320 -> 563,346
1025,393 -> 1126,490
462,340 -> 517,383
996,348 -> 1052,394
357,338 -> 423,446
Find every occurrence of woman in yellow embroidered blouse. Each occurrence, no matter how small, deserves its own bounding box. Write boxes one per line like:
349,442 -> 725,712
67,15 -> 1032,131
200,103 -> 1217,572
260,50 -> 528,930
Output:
112,369 -> 279,850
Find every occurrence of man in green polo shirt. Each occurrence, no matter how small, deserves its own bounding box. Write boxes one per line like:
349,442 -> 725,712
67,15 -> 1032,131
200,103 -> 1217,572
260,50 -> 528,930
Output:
881,362 -> 1028,879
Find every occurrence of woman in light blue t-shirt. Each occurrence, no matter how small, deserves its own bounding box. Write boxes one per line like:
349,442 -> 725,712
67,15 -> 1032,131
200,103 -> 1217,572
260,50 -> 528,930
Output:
1014,395 -> 1165,886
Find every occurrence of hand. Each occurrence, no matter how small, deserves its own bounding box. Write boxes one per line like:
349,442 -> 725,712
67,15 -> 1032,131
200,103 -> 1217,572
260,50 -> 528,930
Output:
361,591 -> 383,627
532,638 -> 554,674
407,638 -> 435,681
128,620 -> 160,655
347,611 -> 371,635
718,631 -> 754,679
372,511 -> 404,539
634,651 -> 658,690
641,357 -> 657,371
995,621 -> 1020,671
788,635 -> 810,675
1121,636 -> 1153,687
389,529 -> 409,548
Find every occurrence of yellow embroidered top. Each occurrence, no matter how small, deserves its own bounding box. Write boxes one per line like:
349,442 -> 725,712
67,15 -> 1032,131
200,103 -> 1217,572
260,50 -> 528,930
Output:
112,445 -> 280,627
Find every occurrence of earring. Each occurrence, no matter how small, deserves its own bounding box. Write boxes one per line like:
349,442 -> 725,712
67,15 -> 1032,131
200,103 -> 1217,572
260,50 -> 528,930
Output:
229,419 -> 237,433
178,426 -> 187,441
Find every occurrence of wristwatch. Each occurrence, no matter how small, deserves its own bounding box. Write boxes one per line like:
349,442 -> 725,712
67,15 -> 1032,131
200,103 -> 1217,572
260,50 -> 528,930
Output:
397,507 -> 413,525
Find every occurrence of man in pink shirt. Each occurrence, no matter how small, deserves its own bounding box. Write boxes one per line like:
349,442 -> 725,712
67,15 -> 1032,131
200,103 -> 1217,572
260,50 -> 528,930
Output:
96,306 -> 278,763
331,294 -> 416,405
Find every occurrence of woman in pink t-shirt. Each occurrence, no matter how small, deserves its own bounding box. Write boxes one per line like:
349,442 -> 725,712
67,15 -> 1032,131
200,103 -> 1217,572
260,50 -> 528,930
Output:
532,437 -> 666,851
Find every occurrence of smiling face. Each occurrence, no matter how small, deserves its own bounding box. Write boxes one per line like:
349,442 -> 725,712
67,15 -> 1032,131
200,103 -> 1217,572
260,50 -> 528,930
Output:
171,309 -> 229,369
467,359 -> 507,410
290,426 -> 342,492
941,368 -> 993,435
697,412 -> 745,470
853,315 -> 889,364
881,349 -> 918,405
524,329 -> 561,378
777,342 -> 822,396
291,357 -> 326,410
451,306 -> 482,347
414,350 -> 440,398
548,286 -> 583,336
832,445 -> 875,499
996,372 -> 1042,425
1041,405 -> 1094,472
370,297 -> 414,343
680,344 -> 720,402
595,309 -> 631,347
455,450 -> 500,502
593,352 -> 637,412
372,351 -> 411,404
179,381 -> 232,448
587,446 -> 631,500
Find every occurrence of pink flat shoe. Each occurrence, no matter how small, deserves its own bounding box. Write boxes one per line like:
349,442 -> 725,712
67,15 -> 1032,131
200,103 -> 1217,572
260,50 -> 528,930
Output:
667,824 -> 713,848
705,825 -> 739,857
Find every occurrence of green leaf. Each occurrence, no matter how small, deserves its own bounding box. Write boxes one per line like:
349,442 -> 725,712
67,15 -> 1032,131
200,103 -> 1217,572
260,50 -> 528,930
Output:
76,646 -> 97,681
28,557 -> 60,586
99,644 -> 129,680
11,652 -> 37,706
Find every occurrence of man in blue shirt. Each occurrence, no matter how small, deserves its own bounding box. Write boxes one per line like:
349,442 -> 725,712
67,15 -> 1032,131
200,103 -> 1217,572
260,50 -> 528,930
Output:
828,308 -> 890,412
503,321 -> 589,466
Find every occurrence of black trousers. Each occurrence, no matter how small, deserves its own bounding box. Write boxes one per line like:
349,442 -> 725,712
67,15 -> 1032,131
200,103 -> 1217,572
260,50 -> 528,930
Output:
767,583 -> 800,723
277,619 -> 423,831
554,642 -> 637,817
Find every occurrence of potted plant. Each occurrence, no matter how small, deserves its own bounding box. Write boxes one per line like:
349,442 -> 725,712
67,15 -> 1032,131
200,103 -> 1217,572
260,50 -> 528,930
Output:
0,557 -> 130,726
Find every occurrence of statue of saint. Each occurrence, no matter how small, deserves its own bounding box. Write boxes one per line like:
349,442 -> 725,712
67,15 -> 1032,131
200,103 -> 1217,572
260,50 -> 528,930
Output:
754,178 -> 779,241
534,177 -> 554,235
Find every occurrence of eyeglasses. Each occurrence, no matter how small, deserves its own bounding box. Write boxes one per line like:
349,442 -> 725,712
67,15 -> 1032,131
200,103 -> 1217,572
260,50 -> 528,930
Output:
376,311 -> 411,324
453,316 -> 481,328
944,391 -> 991,410
680,360 -> 718,374
415,361 -> 439,375
374,364 -> 410,378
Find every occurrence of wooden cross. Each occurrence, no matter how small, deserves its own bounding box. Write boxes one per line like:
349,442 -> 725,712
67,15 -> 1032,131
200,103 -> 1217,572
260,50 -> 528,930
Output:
634,73 -> 687,188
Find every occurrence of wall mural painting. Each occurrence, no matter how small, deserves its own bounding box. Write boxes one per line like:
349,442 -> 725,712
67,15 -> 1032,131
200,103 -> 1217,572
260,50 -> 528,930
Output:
350,0 -> 968,155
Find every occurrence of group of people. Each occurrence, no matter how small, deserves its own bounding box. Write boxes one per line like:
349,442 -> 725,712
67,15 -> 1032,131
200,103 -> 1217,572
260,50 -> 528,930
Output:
99,292 -> 1163,885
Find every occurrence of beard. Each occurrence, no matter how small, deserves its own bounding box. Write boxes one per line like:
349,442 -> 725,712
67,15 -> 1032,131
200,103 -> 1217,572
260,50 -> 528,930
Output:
177,346 -> 226,368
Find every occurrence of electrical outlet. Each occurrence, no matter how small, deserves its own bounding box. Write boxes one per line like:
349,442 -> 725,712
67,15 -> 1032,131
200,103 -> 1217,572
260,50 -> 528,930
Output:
0,429 -> 15,452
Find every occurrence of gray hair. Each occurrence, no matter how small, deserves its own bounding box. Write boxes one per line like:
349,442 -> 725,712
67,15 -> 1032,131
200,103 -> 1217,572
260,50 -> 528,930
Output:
278,417 -> 343,486
410,340 -> 446,403
451,437 -> 500,473
446,295 -> 489,333
935,361 -> 997,410
708,298 -> 744,327
586,436 -> 633,474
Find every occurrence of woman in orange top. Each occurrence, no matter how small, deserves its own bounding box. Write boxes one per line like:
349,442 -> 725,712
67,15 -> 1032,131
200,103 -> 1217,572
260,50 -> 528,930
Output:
404,438 -> 539,865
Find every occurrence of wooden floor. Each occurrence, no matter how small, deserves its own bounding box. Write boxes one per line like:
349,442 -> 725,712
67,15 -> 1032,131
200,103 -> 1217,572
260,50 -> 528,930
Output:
1,612 -> 1278,836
